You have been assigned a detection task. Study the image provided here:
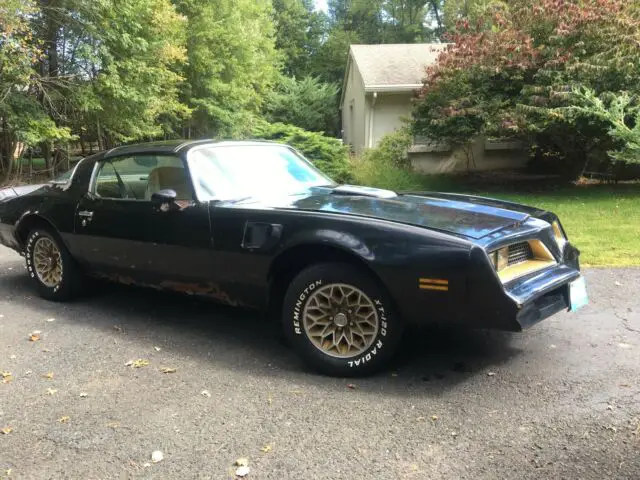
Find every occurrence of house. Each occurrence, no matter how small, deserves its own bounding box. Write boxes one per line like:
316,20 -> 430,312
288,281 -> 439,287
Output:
340,43 -> 528,173
340,43 -> 445,153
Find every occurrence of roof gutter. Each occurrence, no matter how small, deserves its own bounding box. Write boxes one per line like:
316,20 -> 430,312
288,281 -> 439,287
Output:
364,84 -> 422,93
368,91 -> 378,149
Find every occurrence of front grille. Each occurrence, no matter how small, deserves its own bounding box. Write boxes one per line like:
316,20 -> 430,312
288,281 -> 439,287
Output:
507,241 -> 534,266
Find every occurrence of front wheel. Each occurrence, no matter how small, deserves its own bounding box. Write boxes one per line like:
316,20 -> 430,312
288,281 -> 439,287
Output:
282,262 -> 403,376
25,228 -> 83,301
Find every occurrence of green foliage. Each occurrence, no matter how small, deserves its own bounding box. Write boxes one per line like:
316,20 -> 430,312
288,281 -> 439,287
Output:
359,127 -> 414,169
272,0 -> 326,78
87,0 -> 189,143
412,0 -> 640,176
250,121 -> 352,182
553,88 -> 640,164
263,76 -> 339,135
176,0 -> 280,138
316,0 -> 439,85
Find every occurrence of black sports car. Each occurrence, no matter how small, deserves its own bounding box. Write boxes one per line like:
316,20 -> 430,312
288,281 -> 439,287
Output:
0,140 -> 588,376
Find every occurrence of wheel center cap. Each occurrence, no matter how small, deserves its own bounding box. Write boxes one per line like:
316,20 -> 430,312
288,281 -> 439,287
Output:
333,312 -> 348,327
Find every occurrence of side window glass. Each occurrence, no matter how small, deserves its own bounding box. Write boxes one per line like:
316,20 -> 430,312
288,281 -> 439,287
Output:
144,156 -> 192,201
94,156 -> 155,200
94,155 -> 192,201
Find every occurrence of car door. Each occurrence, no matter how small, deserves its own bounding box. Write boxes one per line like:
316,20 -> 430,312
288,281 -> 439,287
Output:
141,154 -> 214,283
74,154 -> 156,277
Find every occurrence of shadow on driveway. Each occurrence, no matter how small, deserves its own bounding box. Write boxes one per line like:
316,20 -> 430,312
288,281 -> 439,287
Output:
0,266 -> 523,393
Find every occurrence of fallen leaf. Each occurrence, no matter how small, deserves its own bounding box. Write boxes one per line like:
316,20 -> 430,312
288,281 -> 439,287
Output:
129,359 -> 149,368
43,372 -> 54,379
47,388 -> 58,395
235,458 -> 249,467
58,416 -> 70,424
1,372 -> 12,383
151,450 -> 163,463
160,367 -> 177,374
28,332 -> 41,342
346,384 -> 357,389
260,445 -> 272,453
106,422 -> 120,428
1,426 -> 12,435
236,466 -> 250,477
431,415 -> 438,421
46,318 -> 55,322
154,346 -> 161,352
201,390 -> 211,397
79,392 -> 88,398
607,405 -> 614,411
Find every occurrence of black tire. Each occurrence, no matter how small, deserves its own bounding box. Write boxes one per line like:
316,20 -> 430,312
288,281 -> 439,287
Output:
282,262 -> 403,377
25,228 -> 83,301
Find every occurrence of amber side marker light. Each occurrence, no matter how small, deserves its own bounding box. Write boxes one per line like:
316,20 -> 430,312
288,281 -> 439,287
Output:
419,278 -> 449,291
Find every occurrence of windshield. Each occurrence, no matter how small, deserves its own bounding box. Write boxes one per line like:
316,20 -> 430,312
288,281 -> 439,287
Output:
187,144 -> 335,201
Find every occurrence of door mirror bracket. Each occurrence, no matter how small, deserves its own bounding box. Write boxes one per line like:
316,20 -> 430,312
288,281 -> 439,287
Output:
151,189 -> 177,203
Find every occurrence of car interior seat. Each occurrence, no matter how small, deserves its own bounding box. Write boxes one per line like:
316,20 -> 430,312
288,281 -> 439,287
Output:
145,166 -> 192,201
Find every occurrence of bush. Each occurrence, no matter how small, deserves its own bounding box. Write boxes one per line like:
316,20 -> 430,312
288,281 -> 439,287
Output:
250,121 -> 352,183
263,76 -> 340,135
359,127 -> 413,169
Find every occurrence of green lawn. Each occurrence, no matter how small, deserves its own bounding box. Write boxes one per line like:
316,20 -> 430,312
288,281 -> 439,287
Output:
480,187 -> 640,267
351,159 -> 640,267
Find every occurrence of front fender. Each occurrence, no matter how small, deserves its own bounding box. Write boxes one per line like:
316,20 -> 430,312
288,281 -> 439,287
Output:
280,228 -> 375,262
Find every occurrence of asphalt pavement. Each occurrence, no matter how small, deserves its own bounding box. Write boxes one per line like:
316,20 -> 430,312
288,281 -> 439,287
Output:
0,247 -> 639,479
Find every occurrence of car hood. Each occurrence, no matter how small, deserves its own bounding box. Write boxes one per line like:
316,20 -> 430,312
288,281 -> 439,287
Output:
251,187 -> 532,239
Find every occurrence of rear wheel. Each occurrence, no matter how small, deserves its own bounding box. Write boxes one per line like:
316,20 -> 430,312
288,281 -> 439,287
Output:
25,228 -> 83,301
282,262 -> 403,376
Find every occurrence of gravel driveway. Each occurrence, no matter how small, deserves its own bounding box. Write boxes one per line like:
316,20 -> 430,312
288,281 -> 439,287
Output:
0,247 -> 638,479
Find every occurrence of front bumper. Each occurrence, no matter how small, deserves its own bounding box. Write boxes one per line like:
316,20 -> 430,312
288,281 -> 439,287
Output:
467,243 -> 582,332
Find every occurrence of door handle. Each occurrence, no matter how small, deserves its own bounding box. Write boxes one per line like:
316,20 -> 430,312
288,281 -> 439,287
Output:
78,211 -> 94,218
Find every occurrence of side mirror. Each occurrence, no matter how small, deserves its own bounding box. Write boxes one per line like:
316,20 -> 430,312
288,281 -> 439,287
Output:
151,189 -> 177,203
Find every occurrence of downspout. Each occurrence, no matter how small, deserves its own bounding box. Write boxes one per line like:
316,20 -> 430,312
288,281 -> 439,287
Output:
368,92 -> 378,149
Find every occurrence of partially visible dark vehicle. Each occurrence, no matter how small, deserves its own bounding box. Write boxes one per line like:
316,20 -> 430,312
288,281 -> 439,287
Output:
0,140 -> 588,376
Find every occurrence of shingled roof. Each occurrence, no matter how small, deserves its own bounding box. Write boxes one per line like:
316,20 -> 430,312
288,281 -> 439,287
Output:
347,43 -> 447,91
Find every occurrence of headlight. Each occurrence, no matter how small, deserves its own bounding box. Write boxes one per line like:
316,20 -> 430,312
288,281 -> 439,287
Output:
551,220 -> 567,250
489,246 -> 509,271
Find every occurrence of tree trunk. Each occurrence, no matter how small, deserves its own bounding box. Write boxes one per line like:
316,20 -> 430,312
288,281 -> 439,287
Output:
42,141 -> 51,173
96,118 -> 103,150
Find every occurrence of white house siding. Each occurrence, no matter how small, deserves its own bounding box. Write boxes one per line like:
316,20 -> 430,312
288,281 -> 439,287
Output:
341,62 -> 368,152
409,138 -> 529,173
369,93 -> 413,147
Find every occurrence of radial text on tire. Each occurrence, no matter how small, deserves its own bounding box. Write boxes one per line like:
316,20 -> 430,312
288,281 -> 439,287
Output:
25,228 -> 82,301
282,262 -> 403,376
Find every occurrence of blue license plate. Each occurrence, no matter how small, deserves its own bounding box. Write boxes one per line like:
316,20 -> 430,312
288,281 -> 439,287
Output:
569,276 -> 588,312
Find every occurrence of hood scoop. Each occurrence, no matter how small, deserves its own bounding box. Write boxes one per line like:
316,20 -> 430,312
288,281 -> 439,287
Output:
330,184 -> 398,199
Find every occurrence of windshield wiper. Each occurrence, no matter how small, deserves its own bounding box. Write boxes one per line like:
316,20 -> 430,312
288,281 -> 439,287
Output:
224,195 -> 256,204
